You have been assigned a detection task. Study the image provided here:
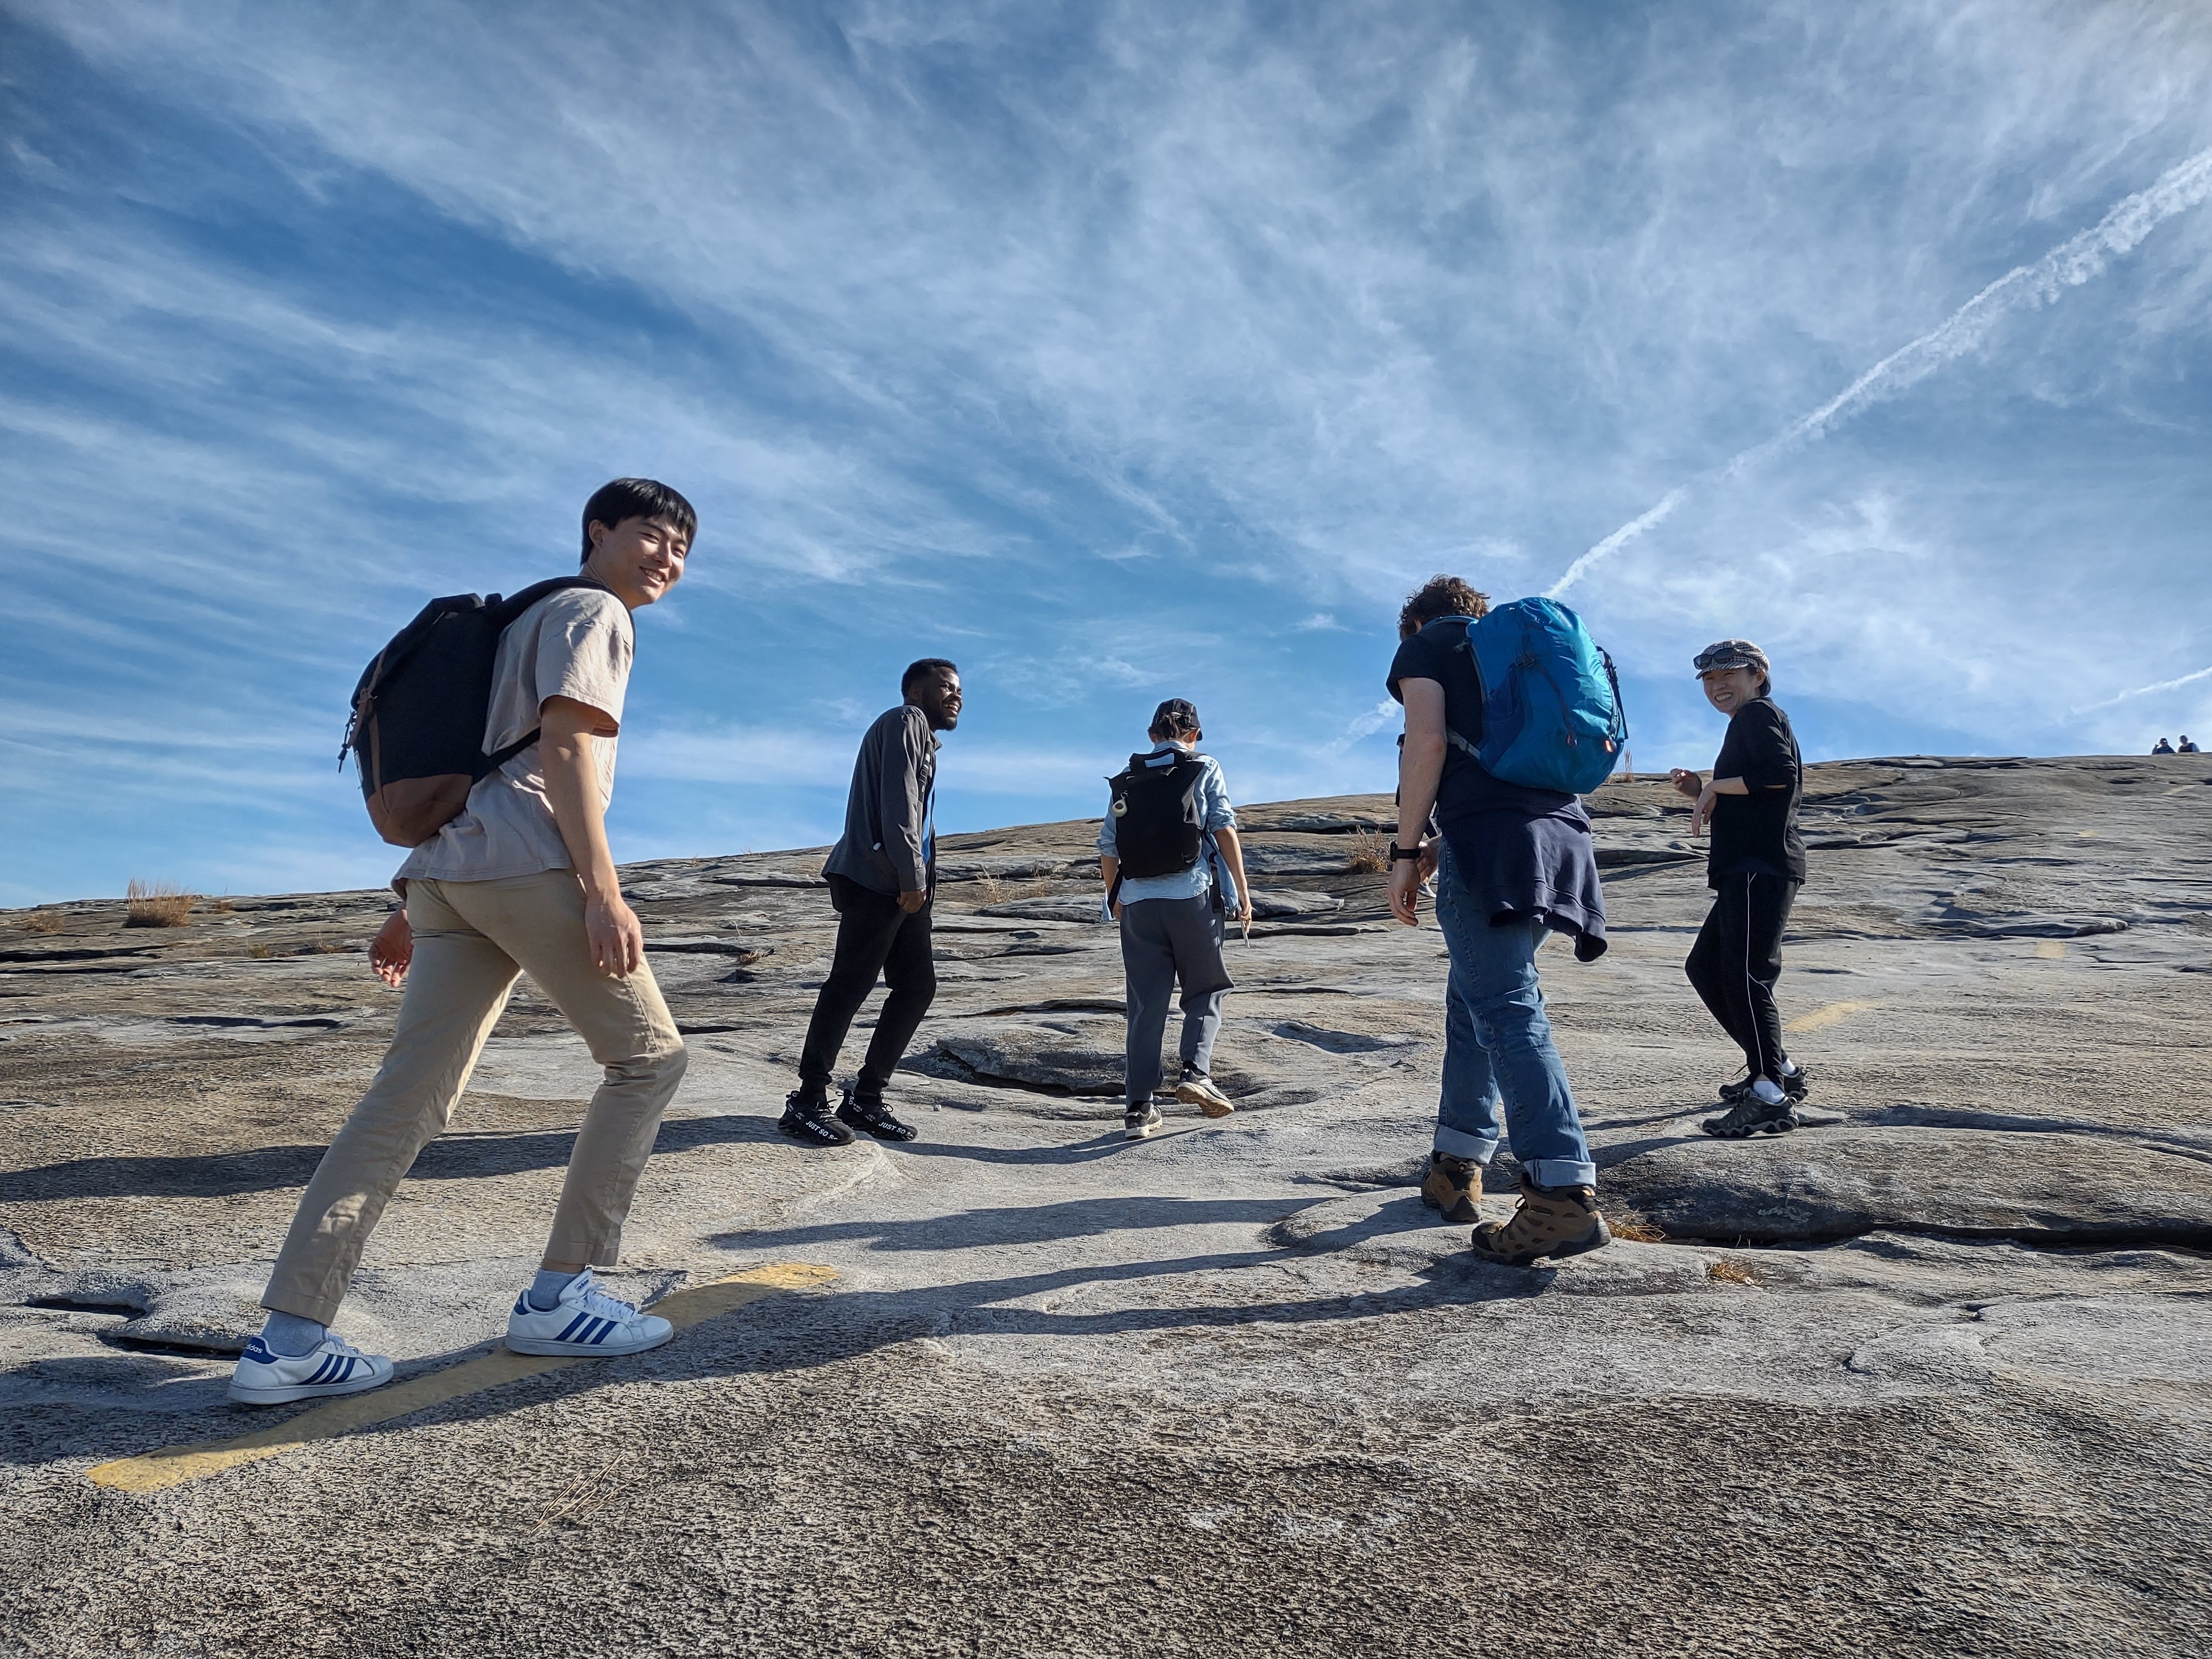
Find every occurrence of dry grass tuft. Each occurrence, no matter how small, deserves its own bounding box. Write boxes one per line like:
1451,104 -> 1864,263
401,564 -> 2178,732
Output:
212,895 -> 236,914
976,873 -> 1061,906
124,879 -> 196,928
14,909 -> 65,935
1346,827 -> 1392,874
1606,1206 -> 1665,1244
1707,1258 -> 1756,1285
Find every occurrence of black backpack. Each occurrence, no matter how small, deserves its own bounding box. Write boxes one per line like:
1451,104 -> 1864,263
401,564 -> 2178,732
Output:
1107,750 -> 1211,883
340,576 -> 611,847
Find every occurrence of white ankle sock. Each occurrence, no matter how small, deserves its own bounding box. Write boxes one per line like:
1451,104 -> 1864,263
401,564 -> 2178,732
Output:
1751,1078 -> 1787,1105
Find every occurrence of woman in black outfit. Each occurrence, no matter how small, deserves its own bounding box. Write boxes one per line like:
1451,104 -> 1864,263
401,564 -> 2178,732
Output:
1670,640 -> 1809,1137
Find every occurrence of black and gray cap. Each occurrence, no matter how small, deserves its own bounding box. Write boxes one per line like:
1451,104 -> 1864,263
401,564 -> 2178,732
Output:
1693,639 -> 1770,677
1151,697 -> 1201,735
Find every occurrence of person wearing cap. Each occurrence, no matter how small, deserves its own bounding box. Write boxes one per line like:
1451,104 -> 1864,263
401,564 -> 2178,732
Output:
2153,738 -> 2178,755
1097,699 -> 1254,1140
1670,640 -> 1808,1136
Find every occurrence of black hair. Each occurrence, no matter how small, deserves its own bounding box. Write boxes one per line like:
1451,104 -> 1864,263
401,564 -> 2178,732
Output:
581,478 -> 697,564
902,658 -> 959,698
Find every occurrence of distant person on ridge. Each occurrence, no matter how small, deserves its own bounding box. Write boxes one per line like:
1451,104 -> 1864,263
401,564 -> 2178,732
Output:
231,478 -> 698,1405
1388,575 -> 1611,1265
1098,698 -> 1255,1140
2153,738 -> 2177,755
781,660 -> 962,1147
1672,639 -> 1809,1138
2177,736 -> 2199,754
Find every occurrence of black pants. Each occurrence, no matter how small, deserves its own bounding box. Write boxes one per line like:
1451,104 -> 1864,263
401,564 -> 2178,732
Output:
1684,870 -> 1798,1081
797,874 -> 937,1097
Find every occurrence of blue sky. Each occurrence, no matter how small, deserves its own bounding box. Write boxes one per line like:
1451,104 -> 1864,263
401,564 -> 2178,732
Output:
3,0 -> 2209,905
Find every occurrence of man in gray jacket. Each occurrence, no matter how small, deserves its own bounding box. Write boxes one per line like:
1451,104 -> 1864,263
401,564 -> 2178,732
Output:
781,659 -> 962,1146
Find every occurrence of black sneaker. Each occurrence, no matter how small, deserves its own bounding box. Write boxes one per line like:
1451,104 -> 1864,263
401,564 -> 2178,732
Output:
837,1088 -> 917,1143
778,1088 -> 855,1146
1124,1103 -> 1163,1140
1718,1065 -> 1810,1104
1700,1093 -> 1799,1139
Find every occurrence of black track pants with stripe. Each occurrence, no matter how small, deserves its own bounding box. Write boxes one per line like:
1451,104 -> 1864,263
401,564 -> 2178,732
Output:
1684,870 -> 1799,1082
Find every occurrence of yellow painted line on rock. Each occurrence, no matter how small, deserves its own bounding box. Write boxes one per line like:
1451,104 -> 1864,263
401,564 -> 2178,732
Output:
86,1262 -> 836,1495
2036,940 -> 2067,960
1786,998 -> 1880,1035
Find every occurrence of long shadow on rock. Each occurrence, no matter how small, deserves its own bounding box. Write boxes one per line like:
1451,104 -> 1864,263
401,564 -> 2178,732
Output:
0,1113 -> 783,1202
23,1217 -> 1532,1463
716,1192 -> 1306,1254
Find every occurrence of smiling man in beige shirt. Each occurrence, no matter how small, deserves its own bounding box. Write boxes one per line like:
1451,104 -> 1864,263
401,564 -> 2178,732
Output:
232,478 -> 698,1405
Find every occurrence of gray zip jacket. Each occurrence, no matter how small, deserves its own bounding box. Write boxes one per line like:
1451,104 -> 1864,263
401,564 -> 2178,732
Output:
821,703 -> 939,896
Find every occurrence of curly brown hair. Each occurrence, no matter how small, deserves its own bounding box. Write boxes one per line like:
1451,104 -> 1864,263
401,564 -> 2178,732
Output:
1397,575 -> 1490,639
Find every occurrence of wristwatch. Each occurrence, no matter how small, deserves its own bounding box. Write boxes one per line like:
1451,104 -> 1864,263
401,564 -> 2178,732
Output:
1388,842 -> 1422,862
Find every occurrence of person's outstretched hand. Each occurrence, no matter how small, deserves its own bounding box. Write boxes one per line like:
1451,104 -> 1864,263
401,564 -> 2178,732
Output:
1669,768 -> 1703,800
368,910 -> 413,988
1691,783 -> 1720,838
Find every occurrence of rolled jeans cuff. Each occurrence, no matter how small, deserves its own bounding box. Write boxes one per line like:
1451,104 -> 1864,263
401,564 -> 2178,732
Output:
1524,1157 -> 1599,1191
1432,1126 -> 1500,1163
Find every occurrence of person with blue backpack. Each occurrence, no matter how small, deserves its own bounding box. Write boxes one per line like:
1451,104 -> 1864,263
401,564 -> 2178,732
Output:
1387,575 -> 1620,1266
229,478 -> 697,1405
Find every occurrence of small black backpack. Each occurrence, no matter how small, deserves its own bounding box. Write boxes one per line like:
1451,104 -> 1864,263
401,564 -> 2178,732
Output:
340,576 -> 611,847
1107,750 -> 1211,881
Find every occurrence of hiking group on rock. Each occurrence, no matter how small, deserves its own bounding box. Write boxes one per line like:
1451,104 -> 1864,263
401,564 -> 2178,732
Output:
229,476 -> 1813,1406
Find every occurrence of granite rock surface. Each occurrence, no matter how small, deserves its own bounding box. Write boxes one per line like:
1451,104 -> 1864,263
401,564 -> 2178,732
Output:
2,755 -> 2210,1657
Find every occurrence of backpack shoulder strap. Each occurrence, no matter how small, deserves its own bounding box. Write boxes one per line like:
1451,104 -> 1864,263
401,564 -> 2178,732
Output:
491,574 -> 615,627
474,578 -> 620,775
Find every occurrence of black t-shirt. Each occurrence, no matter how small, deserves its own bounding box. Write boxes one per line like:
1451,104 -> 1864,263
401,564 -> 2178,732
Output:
1708,697 -> 1806,885
1386,617 -> 1580,825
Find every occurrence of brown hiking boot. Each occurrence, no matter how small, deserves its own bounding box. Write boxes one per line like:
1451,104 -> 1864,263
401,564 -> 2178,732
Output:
1468,1173 -> 1611,1267
1419,1152 -> 1483,1224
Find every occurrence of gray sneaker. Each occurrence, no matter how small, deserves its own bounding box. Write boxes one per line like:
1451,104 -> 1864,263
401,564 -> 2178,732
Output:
1124,1103 -> 1164,1140
1172,1071 -> 1235,1118
1701,1093 -> 1799,1139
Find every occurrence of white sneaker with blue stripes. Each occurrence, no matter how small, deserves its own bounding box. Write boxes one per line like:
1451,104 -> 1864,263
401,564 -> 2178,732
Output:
228,1333 -> 395,1405
504,1269 -> 674,1358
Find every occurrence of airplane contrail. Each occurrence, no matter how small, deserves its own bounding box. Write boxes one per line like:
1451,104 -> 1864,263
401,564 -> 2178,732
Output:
2073,662 -> 2212,714
1549,145 -> 2212,599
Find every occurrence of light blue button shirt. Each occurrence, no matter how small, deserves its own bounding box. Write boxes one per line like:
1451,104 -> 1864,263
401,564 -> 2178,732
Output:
1096,743 -> 1240,912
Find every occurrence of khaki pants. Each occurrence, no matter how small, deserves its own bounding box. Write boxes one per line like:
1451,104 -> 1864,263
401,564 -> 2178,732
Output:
263,870 -> 688,1324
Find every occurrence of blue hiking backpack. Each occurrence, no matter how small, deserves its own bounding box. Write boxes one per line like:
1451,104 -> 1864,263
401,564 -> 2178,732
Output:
1449,598 -> 1627,795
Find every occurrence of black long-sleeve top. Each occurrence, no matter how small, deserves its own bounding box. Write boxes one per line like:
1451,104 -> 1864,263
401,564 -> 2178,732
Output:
1708,697 -> 1806,886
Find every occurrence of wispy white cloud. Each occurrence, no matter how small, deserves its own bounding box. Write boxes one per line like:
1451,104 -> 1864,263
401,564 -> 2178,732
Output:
2073,662 -> 2212,713
3,0 -> 2211,900
1551,144 -> 2212,597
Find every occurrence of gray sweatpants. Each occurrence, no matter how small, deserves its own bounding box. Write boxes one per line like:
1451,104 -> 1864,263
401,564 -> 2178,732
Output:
1119,894 -> 1233,1105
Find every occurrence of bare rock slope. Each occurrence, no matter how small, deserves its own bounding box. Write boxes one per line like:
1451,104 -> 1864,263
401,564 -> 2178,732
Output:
2,755 -> 2210,1658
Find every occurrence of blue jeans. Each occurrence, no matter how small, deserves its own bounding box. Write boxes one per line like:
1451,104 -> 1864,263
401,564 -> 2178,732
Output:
1431,839 -> 1598,1190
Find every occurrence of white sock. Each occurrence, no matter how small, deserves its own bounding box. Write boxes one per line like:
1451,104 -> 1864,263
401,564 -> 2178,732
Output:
1778,1060 -> 1799,1078
528,1269 -> 582,1311
1751,1078 -> 1787,1105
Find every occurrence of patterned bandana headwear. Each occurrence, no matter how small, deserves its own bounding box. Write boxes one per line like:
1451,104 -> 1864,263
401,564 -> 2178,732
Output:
1692,639 -> 1770,679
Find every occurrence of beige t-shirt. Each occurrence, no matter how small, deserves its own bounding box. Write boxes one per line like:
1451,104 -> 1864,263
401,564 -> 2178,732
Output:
395,586 -> 634,885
